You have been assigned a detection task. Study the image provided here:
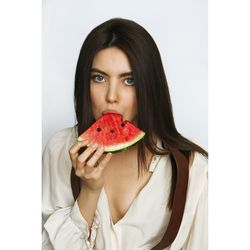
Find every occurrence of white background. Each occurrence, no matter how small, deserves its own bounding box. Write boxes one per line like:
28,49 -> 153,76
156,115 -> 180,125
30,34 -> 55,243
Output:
1,0 -> 250,249
42,0 -> 208,151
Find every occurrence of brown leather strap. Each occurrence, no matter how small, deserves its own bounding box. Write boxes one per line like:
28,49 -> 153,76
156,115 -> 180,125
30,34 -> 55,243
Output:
151,147 -> 189,250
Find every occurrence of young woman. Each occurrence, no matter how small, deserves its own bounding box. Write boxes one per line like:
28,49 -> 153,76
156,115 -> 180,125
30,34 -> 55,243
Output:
42,18 -> 208,250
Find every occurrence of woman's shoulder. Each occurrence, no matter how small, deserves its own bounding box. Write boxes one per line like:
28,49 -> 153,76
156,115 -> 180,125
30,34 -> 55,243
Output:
189,151 -> 208,183
192,151 -> 208,168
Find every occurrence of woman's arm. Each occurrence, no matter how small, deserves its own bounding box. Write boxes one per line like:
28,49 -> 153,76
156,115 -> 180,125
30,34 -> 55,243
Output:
77,186 -> 102,232
42,134 -> 92,249
42,128 -> 112,250
43,185 -> 102,250
69,139 -> 112,232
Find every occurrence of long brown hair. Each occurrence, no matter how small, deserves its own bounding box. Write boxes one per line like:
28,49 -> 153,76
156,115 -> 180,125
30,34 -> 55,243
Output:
71,18 -> 208,208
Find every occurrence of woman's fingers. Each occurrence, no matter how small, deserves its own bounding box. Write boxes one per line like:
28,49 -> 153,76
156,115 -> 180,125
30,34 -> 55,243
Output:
93,153 -> 113,176
69,140 -> 89,167
70,139 -> 113,181
98,152 -> 112,169
85,146 -> 105,168
77,143 -> 99,164
70,140 -> 89,155
84,152 -> 113,179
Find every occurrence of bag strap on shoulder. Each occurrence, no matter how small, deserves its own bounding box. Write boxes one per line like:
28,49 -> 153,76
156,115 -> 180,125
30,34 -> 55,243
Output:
151,147 -> 189,249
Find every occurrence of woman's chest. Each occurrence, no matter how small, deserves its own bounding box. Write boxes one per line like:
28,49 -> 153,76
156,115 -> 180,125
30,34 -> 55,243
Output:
103,160 -> 153,224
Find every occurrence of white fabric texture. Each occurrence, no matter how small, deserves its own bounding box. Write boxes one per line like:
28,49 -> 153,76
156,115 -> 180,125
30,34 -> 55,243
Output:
42,127 -> 208,250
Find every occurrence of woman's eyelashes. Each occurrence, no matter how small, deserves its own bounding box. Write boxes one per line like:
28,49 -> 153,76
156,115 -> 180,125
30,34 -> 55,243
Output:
91,74 -> 106,83
124,77 -> 134,86
91,74 -> 134,86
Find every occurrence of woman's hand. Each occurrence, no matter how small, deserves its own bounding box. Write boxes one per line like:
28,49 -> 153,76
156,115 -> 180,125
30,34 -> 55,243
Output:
69,140 -> 112,192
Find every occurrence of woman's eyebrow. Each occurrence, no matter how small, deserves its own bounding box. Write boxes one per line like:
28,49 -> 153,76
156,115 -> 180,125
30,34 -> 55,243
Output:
91,68 -> 133,77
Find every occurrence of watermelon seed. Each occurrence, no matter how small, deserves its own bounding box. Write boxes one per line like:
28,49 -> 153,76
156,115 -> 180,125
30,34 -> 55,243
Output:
96,127 -> 102,132
110,129 -> 115,133
121,123 -> 125,127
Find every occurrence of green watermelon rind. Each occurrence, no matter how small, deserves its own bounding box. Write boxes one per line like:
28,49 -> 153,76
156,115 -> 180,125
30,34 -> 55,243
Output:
103,131 -> 145,153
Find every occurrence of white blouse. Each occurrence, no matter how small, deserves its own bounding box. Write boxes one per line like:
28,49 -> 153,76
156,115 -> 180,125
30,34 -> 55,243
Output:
42,127 -> 208,250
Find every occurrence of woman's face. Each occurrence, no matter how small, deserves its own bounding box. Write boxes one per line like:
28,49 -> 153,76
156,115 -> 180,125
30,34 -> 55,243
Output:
90,47 -> 137,123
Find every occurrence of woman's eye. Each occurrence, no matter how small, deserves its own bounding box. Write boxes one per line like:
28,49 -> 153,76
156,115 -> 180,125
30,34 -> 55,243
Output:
124,77 -> 134,86
91,74 -> 105,83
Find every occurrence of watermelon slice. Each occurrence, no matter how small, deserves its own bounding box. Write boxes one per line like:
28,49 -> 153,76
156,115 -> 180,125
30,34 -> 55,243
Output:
77,113 -> 145,152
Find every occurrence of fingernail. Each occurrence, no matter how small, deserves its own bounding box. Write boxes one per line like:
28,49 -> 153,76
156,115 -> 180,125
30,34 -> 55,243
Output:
108,152 -> 112,157
92,143 -> 98,149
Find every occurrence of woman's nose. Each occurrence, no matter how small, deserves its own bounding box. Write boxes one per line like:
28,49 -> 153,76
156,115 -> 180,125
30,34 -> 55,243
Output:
106,81 -> 118,104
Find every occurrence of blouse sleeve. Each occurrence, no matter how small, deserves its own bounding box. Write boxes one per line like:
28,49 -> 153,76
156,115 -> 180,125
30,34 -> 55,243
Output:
42,128 -> 100,250
181,175 -> 208,250
43,201 -> 101,250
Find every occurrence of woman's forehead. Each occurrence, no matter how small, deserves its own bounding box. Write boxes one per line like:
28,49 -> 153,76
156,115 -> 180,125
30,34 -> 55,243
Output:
92,47 -> 132,75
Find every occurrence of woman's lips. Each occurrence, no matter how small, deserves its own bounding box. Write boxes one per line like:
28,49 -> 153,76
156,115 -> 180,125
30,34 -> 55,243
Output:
102,109 -> 122,115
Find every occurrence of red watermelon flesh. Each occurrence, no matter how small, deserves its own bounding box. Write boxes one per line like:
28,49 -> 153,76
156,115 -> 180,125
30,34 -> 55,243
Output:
77,113 -> 145,152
